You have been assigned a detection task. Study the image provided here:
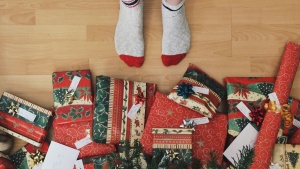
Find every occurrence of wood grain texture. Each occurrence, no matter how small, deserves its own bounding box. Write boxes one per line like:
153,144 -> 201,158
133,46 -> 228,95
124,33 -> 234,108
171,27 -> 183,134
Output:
0,0 -> 300,155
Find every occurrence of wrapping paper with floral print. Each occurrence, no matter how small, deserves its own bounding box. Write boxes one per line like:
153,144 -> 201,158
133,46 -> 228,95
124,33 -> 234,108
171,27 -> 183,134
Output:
272,144 -> 300,169
141,92 -> 227,168
0,92 -> 52,147
10,142 -> 48,169
92,75 -> 156,146
250,42 -> 300,169
167,63 -> 226,118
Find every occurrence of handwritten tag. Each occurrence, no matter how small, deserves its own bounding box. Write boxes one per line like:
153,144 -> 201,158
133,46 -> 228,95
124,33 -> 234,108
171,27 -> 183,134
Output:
293,119 -> 300,128
268,92 -> 281,108
18,107 -> 36,122
74,160 -> 84,169
192,86 -> 209,95
127,104 -> 141,119
189,117 -> 209,125
69,76 -> 81,91
75,137 -> 92,149
236,102 -> 252,121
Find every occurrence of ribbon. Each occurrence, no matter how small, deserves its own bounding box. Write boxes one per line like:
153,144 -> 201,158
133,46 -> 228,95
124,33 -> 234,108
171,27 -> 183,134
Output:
249,107 -> 266,127
180,119 -> 195,131
165,149 -> 180,162
29,149 -> 45,167
134,87 -> 146,105
64,89 -> 76,104
177,82 -> 195,99
7,102 -> 20,116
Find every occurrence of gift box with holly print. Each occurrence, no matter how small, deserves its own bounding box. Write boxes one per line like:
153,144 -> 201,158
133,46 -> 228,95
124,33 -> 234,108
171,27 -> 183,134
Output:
272,144 -> 300,169
10,142 -> 48,169
0,92 -> 52,147
92,75 -> 156,147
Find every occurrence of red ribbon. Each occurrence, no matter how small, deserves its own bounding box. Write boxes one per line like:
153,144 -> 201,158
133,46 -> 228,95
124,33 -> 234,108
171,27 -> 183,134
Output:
134,87 -> 146,105
249,107 -> 266,127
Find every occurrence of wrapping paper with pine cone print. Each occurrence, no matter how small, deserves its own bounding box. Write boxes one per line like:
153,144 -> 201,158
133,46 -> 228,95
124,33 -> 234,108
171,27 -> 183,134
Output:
250,42 -> 300,169
140,92 -> 227,168
272,144 -> 300,169
167,63 -> 226,118
53,105 -> 115,159
0,92 -> 52,147
92,75 -> 156,146
10,142 -> 48,169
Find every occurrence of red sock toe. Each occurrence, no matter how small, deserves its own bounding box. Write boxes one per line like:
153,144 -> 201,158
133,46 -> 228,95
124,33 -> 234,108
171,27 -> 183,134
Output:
161,53 -> 186,66
120,55 -> 144,67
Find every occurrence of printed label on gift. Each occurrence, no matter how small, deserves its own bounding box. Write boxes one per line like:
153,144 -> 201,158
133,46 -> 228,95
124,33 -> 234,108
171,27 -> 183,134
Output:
127,104 -> 141,119
74,160 -> 84,169
74,137 -> 92,149
18,107 -> 36,122
268,92 -> 281,108
192,86 -> 209,95
69,76 -> 81,91
293,119 -> 300,128
236,102 -> 252,121
189,117 -> 209,125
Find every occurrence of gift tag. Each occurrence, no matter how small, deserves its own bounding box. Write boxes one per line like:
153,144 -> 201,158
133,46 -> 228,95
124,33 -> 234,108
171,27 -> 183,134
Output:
268,92 -> 281,108
127,104 -> 142,119
293,119 -> 300,128
236,102 -> 252,121
192,86 -> 209,95
68,76 -> 81,91
18,107 -> 36,122
75,137 -> 92,149
74,160 -> 84,169
189,117 -> 209,125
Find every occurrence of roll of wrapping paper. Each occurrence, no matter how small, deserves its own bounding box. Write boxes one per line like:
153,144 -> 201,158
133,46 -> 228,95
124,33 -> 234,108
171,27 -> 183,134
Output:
250,42 -> 300,169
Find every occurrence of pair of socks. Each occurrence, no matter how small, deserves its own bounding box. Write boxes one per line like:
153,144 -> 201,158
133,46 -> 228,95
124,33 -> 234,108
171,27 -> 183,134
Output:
115,0 -> 190,67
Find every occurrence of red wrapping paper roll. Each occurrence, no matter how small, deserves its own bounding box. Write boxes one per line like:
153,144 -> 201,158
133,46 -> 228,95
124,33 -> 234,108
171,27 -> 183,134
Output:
250,42 -> 300,169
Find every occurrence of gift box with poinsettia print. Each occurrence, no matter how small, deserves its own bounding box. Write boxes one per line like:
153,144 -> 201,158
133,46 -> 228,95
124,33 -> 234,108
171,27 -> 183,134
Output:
167,63 -> 226,118
92,75 -> 156,146
10,142 -> 48,169
141,92 -> 227,168
272,144 -> 300,169
0,153 -> 15,169
0,92 -> 52,147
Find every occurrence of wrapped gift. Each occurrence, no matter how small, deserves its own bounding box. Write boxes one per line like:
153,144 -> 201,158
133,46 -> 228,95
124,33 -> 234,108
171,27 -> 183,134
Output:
10,142 -> 48,169
92,75 -> 156,146
141,92 -> 227,168
167,63 -> 226,118
272,144 -> 300,169
0,92 -> 52,147
0,153 -> 15,169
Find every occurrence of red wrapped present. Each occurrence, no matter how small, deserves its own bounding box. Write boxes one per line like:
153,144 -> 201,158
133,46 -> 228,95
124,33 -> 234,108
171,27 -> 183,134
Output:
141,92 -> 227,168
0,92 -> 52,147
0,153 -> 15,169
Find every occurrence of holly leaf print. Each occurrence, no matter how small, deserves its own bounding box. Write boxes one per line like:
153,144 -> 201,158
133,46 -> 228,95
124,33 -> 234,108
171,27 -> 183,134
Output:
78,107 -> 84,113
58,76 -> 64,83
85,110 -> 91,117
61,113 -> 68,120
85,73 -> 91,80
52,73 -> 56,84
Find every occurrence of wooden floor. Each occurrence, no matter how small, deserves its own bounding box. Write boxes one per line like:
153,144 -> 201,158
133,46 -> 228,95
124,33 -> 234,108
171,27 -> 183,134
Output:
1,0 -> 300,154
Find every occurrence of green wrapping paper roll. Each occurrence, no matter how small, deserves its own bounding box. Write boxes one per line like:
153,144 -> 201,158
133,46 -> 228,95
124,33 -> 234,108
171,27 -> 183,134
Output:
250,42 -> 300,169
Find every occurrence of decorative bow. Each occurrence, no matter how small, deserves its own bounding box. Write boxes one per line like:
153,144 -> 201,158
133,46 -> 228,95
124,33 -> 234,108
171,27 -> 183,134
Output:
249,107 -> 266,127
7,102 -> 20,116
180,119 -> 195,131
165,150 -> 180,162
177,82 -> 195,99
29,149 -> 45,166
134,87 -> 146,105
64,89 -> 76,104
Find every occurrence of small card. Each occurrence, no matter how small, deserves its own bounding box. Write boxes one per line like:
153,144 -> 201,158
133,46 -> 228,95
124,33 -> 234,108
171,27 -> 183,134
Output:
75,137 -> 92,149
192,86 -> 209,95
293,119 -> 300,128
74,160 -> 84,169
236,102 -> 252,121
268,92 -> 281,108
41,141 -> 80,169
127,104 -> 141,119
223,124 -> 259,165
68,76 -> 81,91
18,107 -> 36,122
189,117 -> 209,125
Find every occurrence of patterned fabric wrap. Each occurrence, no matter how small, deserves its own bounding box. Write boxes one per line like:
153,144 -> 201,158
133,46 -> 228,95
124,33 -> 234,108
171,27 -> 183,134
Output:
93,156 -> 108,169
250,42 -> 300,169
152,128 -> 193,165
92,75 -> 156,146
141,92 -> 227,168
272,144 -> 300,169
0,92 -> 52,147
0,155 -> 15,169
168,63 -> 226,118
10,142 -> 48,169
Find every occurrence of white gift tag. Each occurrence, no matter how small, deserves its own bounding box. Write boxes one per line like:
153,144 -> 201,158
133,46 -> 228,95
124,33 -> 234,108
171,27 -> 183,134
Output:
293,119 -> 300,128
236,102 -> 252,121
74,137 -> 92,149
18,107 -> 36,122
192,86 -> 209,95
127,104 -> 142,119
69,76 -> 81,91
189,117 -> 209,125
268,92 -> 281,109
74,160 -> 84,169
